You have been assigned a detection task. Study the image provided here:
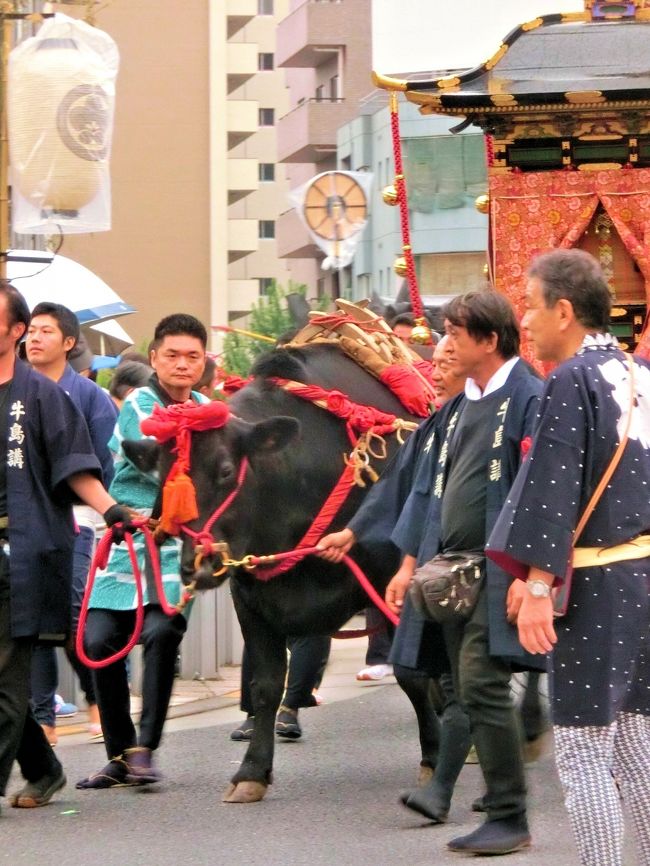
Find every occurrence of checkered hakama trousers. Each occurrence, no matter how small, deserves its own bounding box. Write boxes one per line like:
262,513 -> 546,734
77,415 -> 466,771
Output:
554,713 -> 650,866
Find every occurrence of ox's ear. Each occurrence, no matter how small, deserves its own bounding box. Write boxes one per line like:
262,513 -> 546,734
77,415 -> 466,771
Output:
243,416 -> 300,455
123,439 -> 162,473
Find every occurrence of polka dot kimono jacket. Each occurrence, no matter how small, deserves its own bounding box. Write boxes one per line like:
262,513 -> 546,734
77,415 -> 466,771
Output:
487,343 -> 650,725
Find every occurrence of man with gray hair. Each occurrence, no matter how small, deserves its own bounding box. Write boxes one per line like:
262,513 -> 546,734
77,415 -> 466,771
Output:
488,248 -> 650,866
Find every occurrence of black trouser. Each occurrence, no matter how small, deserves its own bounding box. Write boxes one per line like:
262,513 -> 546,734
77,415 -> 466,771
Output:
84,606 -> 187,760
442,586 -> 527,822
240,634 -> 331,715
0,553 -> 61,797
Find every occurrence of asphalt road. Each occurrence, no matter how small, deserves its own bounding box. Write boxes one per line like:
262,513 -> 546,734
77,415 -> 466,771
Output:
1,685 -> 637,865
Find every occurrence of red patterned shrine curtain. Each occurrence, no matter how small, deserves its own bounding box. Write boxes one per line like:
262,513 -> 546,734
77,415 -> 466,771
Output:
490,168 -> 650,362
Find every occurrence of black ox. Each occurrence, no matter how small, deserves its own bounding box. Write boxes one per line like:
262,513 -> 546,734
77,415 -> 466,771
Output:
126,342 -> 440,803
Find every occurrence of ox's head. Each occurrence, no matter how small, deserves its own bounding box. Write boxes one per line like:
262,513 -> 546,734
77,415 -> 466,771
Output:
123,410 -> 299,590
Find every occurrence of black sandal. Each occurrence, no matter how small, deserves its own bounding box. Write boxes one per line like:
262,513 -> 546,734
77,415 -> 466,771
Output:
230,716 -> 255,742
76,758 -> 142,789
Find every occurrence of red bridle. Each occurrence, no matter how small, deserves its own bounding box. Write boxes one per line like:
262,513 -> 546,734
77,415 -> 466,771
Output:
180,456 -> 250,575
78,388 -> 408,667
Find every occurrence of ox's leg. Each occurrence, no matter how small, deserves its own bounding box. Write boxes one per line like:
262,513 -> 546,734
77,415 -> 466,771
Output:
224,613 -> 286,804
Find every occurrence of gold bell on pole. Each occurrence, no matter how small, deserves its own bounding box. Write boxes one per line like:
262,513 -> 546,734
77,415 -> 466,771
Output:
393,255 -> 408,277
382,184 -> 399,206
410,317 -> 432,345
475,193 -> 490,214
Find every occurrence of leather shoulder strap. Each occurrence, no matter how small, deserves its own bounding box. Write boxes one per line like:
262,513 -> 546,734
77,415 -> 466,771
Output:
573,353 -> 636,545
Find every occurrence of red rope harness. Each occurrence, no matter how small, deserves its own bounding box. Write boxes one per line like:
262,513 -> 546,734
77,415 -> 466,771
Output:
77,388 -> 408,666
75,519 -> 195,669
253,378 -> 415,578
237,547 -> 399,626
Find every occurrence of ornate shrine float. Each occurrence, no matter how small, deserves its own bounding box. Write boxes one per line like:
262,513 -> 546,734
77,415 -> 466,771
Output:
374,0 -> 650,362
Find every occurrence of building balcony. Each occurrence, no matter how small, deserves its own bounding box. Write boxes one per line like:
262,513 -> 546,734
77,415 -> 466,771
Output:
226,0 -> 257,38
228,279 -> 259,316
228,219 -> 259,263
276,208 -> 321,259
227,100 -> 258,149
227,42 -> 258,93
277,98 -> 348,163
228,158 -> 258,204
277,0 -> 344,68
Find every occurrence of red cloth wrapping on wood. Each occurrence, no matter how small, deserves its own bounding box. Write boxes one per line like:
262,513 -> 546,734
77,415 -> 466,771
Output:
378,364 -> 433,417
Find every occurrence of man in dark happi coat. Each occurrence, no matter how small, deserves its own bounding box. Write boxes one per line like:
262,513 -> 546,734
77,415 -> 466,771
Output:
0,283 -> 130,815
487,249 -> 650,866
320,294 -> 543,856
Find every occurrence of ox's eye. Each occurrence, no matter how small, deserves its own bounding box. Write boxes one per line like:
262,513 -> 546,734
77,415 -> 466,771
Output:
217,461 -> 236,486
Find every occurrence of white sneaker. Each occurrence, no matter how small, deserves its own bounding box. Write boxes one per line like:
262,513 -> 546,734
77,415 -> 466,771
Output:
356,664 -> 393,681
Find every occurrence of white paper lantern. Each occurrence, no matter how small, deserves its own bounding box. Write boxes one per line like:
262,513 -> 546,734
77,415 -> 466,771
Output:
8,14 -> 119,234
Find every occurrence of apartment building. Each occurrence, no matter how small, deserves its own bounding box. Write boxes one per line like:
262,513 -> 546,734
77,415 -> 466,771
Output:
47,0 -> 296,344
275,0 -> 372,299
46,0 -> 211,347
217,0 -> 293,321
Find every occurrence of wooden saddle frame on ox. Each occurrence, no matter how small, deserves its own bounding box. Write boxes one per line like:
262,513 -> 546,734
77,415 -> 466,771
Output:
282,298 -> 436,419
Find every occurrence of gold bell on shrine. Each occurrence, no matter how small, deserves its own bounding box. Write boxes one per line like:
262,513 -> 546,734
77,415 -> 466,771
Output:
394,255 -> 408,277
382,184 -> 399,206
410,322 -> 432,345
475,194 -> 490,214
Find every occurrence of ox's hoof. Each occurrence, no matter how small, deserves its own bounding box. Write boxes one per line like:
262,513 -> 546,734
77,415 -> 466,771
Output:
417,763 -> 434,786
222,781 -> 267,803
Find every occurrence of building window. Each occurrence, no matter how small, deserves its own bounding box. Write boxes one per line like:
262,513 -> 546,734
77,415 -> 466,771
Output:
258,108 -> 275,127
259,277 -> 274,295
259,220 -> 275,239
330,74 -> 340,100
259,163 -> 275,182
315,84 -> 325,102
258,53 -> 274,71
258,0 -> 273,14
403,134 -> 487,213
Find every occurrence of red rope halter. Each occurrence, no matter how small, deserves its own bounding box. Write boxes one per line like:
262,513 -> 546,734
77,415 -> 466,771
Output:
140,401 -> 231,535
77,388 -> 407,666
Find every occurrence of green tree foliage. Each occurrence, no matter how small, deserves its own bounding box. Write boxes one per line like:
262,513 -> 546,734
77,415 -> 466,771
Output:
221,281 -> 328,377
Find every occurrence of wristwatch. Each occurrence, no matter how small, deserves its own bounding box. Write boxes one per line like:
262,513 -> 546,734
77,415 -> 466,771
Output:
526,578 -> 552,599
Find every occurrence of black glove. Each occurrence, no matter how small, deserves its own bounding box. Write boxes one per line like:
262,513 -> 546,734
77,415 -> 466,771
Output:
104,504 -> 138,544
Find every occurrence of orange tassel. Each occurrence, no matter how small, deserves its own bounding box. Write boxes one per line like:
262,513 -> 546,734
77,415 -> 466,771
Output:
160,472 -> 199,536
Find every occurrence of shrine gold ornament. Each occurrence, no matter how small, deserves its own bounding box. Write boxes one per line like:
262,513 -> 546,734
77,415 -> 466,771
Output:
475,194 -> 490,214
382,184 -> 399,206
393,256 -> 408,277
410,322 -> 432,345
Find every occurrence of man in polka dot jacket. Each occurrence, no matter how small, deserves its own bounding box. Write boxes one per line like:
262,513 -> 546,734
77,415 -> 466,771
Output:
488,248 -> 650,866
